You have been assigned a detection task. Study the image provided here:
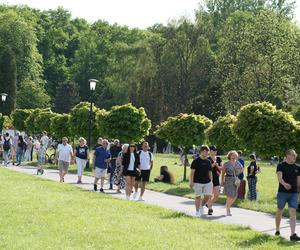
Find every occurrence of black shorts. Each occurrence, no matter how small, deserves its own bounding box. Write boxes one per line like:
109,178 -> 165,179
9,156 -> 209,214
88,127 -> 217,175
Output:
124,170 -> 137,177
135,170 -> 151,182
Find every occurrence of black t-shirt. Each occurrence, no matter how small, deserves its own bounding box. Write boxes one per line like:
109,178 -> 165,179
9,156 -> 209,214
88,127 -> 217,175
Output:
191,157 -> 212,184
276,162 -> 300,193
161,170 -> 171,183
247,161 -> 258,178
208,156 -> 222,180
75,145 -> 89,159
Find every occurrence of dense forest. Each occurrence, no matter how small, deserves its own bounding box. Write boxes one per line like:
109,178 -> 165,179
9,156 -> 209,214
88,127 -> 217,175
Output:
0,0 -> 299,126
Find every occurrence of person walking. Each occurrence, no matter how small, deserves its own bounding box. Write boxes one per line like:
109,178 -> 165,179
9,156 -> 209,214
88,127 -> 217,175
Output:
24,137 -> 33,161
207,145 -> 223,215
275,149 -> 300,241
122,144 -> 140,200
133,142 -> 153,201
35,137 -> 45,175
113,144 -> 128,193
247,154 -> 260,200
189,145 -> 213,217
56,137 -> 73,183
2,133 -> 12,167
108,139 -> 121,190
74,137 -> 89,184
93,139 -> 111,193
221,150 -> 243,216
16,135 -> 26,166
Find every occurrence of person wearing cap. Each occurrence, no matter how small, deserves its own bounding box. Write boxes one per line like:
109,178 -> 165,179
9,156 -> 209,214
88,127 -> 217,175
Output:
207,145 -> 223,215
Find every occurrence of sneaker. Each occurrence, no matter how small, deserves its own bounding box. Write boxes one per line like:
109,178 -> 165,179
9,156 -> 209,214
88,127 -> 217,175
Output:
138,196 -> 145,202
290,233 -> 300,241
275,231 -> 280,236
41,169 -> 44,175
208,209 -> 213,215
126,196 -> 130,200
195,211 -> 200,217
109,184 -> 113,190
37,169 -> 40,175
133,192 -> 138,199
100,188 -> 105,193
199,206 -> 204,216
93,184 -> 97,191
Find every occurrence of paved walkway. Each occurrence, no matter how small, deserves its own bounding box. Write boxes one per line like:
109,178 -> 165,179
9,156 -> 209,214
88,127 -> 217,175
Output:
6,165 -> 300,241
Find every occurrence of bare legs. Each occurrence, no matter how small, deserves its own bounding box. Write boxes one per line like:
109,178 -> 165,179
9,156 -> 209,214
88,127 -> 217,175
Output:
125,176 -> 135,198
208,186 -> 220,209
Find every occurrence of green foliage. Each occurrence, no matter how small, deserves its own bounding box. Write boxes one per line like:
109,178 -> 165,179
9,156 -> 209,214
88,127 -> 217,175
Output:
0,113 -> 4,131
54,81 -> 80,113
69,102 -> 103,144
25,108 -> 51,134
11,109 -> 32,132
35,110 -> 57,134
155,113 -> 212,148
206,114 -> 240,152
16,81 -> 51,109
99,103 -> 151,143
50,113 -> 71,140
3,115 -> 13,130
0,47 -> 17,115
234,102 -> 297,157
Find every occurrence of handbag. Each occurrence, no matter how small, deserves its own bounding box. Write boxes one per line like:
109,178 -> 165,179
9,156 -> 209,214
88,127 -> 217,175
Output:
233,164 -> 241,187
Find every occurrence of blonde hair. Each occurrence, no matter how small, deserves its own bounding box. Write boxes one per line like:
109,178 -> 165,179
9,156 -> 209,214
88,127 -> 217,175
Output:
79,137 -> 86,144
227,150 -> 238,160
122,143 -> 129,151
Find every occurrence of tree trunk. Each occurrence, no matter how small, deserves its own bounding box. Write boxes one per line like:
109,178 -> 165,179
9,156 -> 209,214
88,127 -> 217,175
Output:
183,151 -> 188,181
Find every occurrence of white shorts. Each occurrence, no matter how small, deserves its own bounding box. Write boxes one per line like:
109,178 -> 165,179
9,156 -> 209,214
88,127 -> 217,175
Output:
95,168 -> 107,178
76,157 -> 87,177
193,182 -> 213,197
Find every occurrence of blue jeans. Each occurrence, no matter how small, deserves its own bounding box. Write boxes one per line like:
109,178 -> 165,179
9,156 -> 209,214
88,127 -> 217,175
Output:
3,150 -> 9,166
277,192 -> 298,209
16,150 -> 23,165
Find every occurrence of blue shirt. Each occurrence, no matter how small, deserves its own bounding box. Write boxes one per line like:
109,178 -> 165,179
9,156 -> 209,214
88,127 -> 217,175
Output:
238,158 -> 245,180
94,147 -> 111,169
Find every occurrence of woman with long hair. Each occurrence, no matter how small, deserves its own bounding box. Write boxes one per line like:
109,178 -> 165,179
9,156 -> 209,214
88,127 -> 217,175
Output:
113,143 -> 128,193
154,166 -> 175,184
122,144 -> 140,200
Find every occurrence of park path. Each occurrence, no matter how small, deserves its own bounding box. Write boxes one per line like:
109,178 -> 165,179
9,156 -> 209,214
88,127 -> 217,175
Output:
6,165 -> 300,241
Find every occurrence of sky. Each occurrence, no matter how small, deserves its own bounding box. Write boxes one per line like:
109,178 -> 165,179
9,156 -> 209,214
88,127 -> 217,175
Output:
0,0 -> 300,28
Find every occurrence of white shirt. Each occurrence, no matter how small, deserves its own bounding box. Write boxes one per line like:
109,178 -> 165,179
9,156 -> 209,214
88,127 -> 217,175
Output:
139,151 -> 153,170
57,143 -> 73,162
41,135 -> 49,149
128,153 -> 135,171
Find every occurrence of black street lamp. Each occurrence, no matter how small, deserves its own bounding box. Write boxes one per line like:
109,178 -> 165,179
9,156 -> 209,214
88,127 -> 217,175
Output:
0,93 -> 7,132
88,79 -> 98,149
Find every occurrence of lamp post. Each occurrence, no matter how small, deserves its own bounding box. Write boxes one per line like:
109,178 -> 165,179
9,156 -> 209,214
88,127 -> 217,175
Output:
88,79 -> 98,150
0,93 -> 7,133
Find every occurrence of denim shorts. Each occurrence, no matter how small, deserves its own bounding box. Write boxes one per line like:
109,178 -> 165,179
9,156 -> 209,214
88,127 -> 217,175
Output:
277,192 -> 298,209
38,155 -> 45,165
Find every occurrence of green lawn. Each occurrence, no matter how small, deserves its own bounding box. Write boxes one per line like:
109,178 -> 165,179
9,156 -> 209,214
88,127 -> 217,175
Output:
27,152 -> 293,219
0,168 -> 295,249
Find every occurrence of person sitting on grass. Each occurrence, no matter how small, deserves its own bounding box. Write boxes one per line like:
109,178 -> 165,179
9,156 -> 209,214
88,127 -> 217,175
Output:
154,166 -> 175,184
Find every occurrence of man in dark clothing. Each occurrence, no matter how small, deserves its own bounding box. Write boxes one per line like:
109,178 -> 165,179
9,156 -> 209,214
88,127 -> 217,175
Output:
108,139 -> 121,190
275,149 -> 300,241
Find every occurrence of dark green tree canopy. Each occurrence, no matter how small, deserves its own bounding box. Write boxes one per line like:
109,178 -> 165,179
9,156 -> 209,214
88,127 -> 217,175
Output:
50,113 -> 71,140
11,109 -> 32,132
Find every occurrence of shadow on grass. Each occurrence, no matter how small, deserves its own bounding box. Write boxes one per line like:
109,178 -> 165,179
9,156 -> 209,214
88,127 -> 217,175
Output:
160,212 -> 189,219
238,234 -> 295,248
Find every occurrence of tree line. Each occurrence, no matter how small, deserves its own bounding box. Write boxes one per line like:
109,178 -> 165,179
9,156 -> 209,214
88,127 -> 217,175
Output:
0,1 -> 299,127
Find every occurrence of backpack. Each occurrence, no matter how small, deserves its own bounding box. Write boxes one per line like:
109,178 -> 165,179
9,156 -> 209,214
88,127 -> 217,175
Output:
3,138 -> 10,151
137,151 -> 152,161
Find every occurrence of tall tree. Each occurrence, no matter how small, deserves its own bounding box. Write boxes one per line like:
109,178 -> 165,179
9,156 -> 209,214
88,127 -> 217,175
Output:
0,47 -> 17,115
54,81 -> 80,113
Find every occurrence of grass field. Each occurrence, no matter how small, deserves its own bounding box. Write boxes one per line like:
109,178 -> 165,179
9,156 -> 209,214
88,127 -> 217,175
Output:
27,152 -> 294,219
0,168 -> 296,250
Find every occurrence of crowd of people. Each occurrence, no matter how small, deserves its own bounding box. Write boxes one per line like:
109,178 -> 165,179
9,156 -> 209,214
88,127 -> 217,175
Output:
1,131 -> 300,241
